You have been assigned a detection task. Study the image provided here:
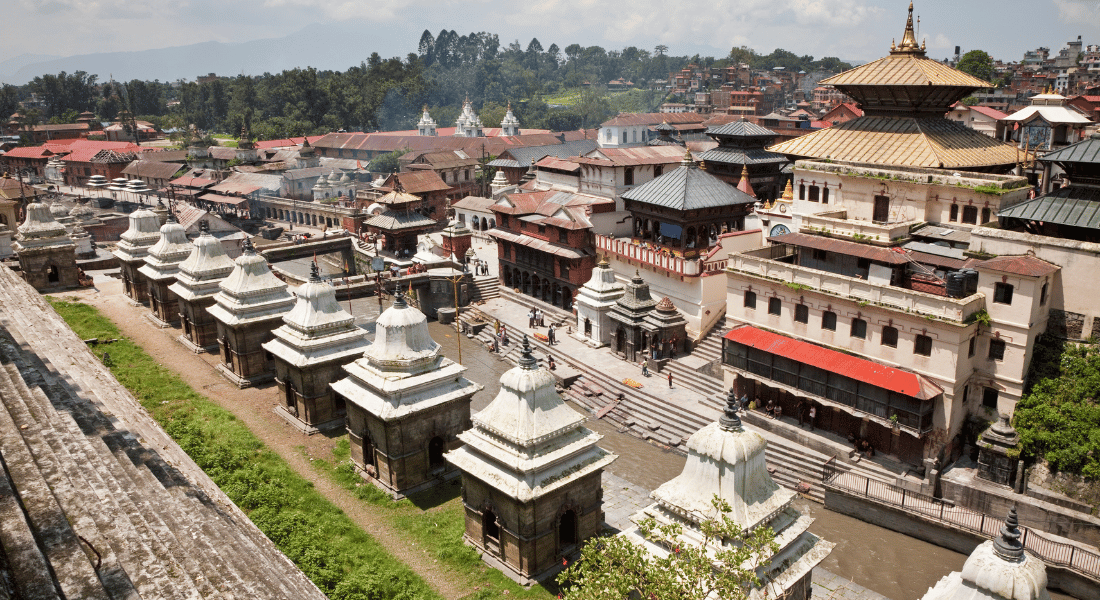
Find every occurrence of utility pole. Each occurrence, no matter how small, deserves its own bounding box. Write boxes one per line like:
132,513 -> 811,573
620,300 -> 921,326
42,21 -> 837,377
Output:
442,271 -> 466,365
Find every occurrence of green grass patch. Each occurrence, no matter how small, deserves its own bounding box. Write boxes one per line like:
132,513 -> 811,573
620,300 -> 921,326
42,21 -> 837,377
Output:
47,298 -> 440,600
310,439 -> 554,600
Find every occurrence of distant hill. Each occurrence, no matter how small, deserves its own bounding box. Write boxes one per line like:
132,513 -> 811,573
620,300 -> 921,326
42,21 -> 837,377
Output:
0,53 -> 62,83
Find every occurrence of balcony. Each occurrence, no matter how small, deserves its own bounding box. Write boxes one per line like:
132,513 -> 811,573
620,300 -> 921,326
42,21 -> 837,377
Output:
727,248 -> 984,324
596,234 -> 702,276
800,210 -> 916,244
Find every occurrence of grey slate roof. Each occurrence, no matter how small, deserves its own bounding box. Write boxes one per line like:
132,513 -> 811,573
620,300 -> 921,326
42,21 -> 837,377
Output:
621,164 -> 757,210
364,210 -> 438,231
487,139 -> 598,168
997,186 -> 1100,230
696,148 -> 789,166
706,120 -> 778,138
1040,133 -> 1100,165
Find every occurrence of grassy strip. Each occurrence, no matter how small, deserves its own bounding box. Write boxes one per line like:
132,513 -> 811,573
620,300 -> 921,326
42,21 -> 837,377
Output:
47,298 -> 439,600
306,439 -> 555,600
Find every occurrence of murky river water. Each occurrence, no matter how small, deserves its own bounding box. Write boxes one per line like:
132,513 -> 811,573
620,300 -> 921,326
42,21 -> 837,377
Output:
339,296 -> 1074,600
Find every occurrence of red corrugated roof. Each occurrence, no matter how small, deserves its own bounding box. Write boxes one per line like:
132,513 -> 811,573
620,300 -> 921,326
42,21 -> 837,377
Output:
724,325 -> 942,399
975,255 -> 1059,277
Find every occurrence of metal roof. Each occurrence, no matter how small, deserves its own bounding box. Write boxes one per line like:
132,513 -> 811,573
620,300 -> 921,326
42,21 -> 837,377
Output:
696,148 -> 789,166
364,210 -> 437,231
910,224 -> 972,245
974,255 -> 1059,278
493,139 -> 598,168
487,228 -> 589,259
767,116 -> 1020,169
822,53 -> 990,89
724,325 -> 943,400
1040,134 -> 1100,165
706,119 -> 778,138
767,232 -> 910,265
621,164 -> 756,210
997,186 -> 1100,230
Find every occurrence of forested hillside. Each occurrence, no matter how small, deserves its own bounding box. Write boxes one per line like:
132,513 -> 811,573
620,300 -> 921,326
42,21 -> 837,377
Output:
0,30 -> 851,142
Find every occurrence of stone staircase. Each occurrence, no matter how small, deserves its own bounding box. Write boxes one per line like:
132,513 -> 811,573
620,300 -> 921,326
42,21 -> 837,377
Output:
0,265 -> 326,599
460,308 -> 901,504
497,287 -> 574,326
470,275 -> 501,302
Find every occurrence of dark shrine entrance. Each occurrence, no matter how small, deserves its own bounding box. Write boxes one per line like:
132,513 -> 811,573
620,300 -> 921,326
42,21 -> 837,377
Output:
428,436 -> 446,470
559,509 -> 578,548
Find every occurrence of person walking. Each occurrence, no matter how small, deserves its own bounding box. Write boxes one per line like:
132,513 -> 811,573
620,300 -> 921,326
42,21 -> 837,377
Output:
528,309 -> 535,329
547,324 -> 556,345
641,361 -> 649,377
667,371 -> 673,389
808,405 -> 816,431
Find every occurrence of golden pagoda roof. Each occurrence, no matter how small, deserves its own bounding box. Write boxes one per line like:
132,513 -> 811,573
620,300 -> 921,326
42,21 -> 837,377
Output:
768,116 -> 1019,169
823,54 -> 991,89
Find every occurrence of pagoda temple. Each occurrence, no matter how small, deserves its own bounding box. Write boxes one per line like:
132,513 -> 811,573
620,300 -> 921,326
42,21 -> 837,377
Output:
641,296 -> 689,360
168,220 -> 236,353
137,213 -> 191,327
363,190 -> 437,256
12,201 -> 79,291
264,262 -> 369,434
622,391 -> 834,599
331,291 -> 479,496
574,258 -> 625,348
696,118 -> 789,201
769,2 -> 1018,171
207,238 -> 295,388
608,271 -> 659,362
112,207 -> 161,304
446,336 -> 617,584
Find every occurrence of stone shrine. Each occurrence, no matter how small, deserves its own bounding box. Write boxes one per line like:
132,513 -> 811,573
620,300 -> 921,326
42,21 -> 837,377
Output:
920,507 -> 1050,600
574,259 -> 625,347
13,201 -> 79,291
168,220 -> 236,353
112,207 -> 161,304
446,336 -> 617,584
977,415 -> 1022,488
137,213 -> 191,327
331,291 -> 479,496
439,217 -> 472,261
641,296 -> 689,360
207,238 -> 295,388
500,102 -> 521,136
608,271 -> 659,362
264,262 -> 369,434
621,391 -> 833,600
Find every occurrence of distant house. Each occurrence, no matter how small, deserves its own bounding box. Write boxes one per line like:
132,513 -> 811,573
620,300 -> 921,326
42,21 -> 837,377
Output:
820,103 -> 863,126
402,149 -> 481,198
62,147 -> 140,186
1,145 -> 55,178
122,160 -> 185,189
379,170 -> 452,221
946,104 -> 1008,138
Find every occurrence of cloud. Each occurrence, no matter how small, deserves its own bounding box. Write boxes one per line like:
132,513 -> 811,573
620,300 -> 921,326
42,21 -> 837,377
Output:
1051,0 -> 1099,23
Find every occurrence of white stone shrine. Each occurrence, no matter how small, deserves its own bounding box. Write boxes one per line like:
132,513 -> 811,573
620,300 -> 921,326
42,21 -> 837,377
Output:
137,213 -> 191,327
574,258 -> 624,347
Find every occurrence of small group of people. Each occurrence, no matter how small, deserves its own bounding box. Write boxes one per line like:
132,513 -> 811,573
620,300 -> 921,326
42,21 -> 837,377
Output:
849,435 -> 876,458
471,259 -> 489,276
527,308 -> 546,328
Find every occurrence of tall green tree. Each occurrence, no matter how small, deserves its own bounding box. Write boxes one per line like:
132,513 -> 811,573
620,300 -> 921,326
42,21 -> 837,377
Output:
957,50 -> 995,84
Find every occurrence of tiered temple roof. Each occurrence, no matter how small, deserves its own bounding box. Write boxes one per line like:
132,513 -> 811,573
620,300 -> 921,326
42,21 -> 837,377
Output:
206,239 -> 295,327
137,214 -> 191,284
168,220 -> 236,303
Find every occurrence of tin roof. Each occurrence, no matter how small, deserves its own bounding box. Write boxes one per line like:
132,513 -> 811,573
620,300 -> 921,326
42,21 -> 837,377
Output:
997,186 -> 1100,231
724,325 -> 943,400
487,228 -> 589,259
974,255 -> 1059,278
364,210 -> 437,231
122,160 -> 184,180
706,119 -> 778,138
622,162 -> 756,210
767,116 -> 1019,169
823,54 -> 990,89
601,112 -> 705,127
1040,133 -> 1100,165
767,232 -> 910,265
696,148 -> 789,166
576,145 -> 687,167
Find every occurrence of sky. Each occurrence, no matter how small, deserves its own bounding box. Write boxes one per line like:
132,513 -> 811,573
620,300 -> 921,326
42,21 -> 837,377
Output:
4,0 -> 1100,69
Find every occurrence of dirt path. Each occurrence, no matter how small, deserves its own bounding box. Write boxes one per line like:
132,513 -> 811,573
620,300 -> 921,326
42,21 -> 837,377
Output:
65,278 -> 472,600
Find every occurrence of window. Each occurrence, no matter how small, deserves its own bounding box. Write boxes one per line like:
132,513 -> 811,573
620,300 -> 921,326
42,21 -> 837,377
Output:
857,258 -> 871,271
538,225 -> 546,235
822,187 -> 830,204
799,184 -> 806,200
812,249 -> 827,261
559,228 -> 569,243
914,334 -> 932,356
962,205 -> 978,224
499,215 -> 508,227
822,311 -> 837,331
993,282 -> 1014,304
982,386 -> 999,409
654,165 -> 663,177
881,326 -> 898,347
981,207 -> 991,223
768,297 -> 781,316
1040,282 -> 1048,305
624,167 -> 634,186
850,318 -> 867,339
949,204 -> 958,222
744,290 -> 757,309
808,186 -> 820,202
988,338 -> 1006,361
622,131 -> 627,144
968,336 -> 976,357
795,304 -> 809,323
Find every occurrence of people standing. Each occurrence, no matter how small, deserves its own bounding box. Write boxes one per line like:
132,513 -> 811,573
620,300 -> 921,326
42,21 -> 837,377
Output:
547,324 -> 556,345
528,309 -> 535,329
808,405 -> 816,431
667,371 -> 673,389
642,361 -> 649,377
797,399 -> 805,427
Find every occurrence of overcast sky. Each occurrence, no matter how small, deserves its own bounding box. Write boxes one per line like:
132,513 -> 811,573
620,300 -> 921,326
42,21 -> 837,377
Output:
6,0 -> 1099,67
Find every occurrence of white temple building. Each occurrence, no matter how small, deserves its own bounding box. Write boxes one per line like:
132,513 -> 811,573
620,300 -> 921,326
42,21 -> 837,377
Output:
137,213 -> 191,327
574,258 -> 625,347
169,220 -> 236,353
621,391 -> 834,600
500,102 -> 521,136
112,207 -> 161,303
920,507 -> 1051,600
264,261 -> 369,434
454,98 -> 484,138
417,105 -> 438,137
331,291 -> 479,497
12,201 -> 79,290
445,336 -> 617,583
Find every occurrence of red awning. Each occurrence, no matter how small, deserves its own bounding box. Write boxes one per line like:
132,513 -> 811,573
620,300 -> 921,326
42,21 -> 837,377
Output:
723,325 -> 942,399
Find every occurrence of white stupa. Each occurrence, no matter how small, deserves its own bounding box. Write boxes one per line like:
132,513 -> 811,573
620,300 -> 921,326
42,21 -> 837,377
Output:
500,102 -> 521,136
13,201 -> 79,290
169,220 -> 236,352
113,207 -> 161,303
417,105 -> 438,137
137,213 -> 192,327
621,391 -> 834,599
920,507 -> 1051,600
574,258 -> 625,347
454,97 -> 484,138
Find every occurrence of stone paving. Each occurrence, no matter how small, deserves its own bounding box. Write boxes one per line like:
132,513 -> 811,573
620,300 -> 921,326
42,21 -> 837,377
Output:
600,472 -> 889,600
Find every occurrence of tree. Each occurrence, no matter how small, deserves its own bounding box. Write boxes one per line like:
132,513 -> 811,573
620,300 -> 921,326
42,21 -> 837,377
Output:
655,44 -> 669,57
957,50 -> 995,85
367,149 -> 407,174
557,496 -> 778,600
417,29 -> 435,66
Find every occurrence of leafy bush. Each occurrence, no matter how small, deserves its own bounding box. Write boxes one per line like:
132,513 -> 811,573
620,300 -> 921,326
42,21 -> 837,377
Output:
47,298 -> 439,600
1014,334 -> 1100,480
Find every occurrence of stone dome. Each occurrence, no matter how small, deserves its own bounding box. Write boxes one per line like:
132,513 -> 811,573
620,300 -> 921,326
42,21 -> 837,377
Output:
68,206 -> 93,221
177,222 -> 235,279
339,173 -> 350,183
17,202 -> 68,240
328,169 -> 340,183
119,208 -> 161,243
364,292 -> 440,371
146,215 -> 191,262
656,296 -> 676,312
581,259 -> 624,294
281,262 -> 355,335
49,201 -> 68,218
651,390 -> 793,527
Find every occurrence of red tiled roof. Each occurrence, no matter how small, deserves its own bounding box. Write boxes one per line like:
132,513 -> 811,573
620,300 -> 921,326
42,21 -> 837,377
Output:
966,105 -> 1008,120
3,146 -> 54,159
724,325 -> 943,399
975,255 -> 1059,278
535,156 -> 579,172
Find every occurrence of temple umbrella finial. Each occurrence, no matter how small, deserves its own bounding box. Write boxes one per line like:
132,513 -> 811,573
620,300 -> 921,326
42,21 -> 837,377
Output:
309,260 -> 321,283
993,506 -> 1025,562
518,335 -> 538,370
720,388 -> 743,431
242,237 -> 255,254
393,289 -> 407,309
199,219 -> 209,234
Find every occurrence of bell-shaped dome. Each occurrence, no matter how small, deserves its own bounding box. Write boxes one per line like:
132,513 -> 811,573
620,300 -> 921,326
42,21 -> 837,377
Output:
651,390 -> 794,528
364,292 -> 440,371
146,215 -> 192,263
328,169 -> 340,183
49,200 -> 68,219
177,221 -> 235,281
114,208 -> 162,262
17,202 -> 69,240
218,238 -> 286,296
282,262 -> 355,335
581,259 -> 624,295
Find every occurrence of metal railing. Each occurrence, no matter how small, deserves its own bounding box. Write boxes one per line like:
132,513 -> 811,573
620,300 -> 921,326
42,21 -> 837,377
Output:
821,463 -> 1100,581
